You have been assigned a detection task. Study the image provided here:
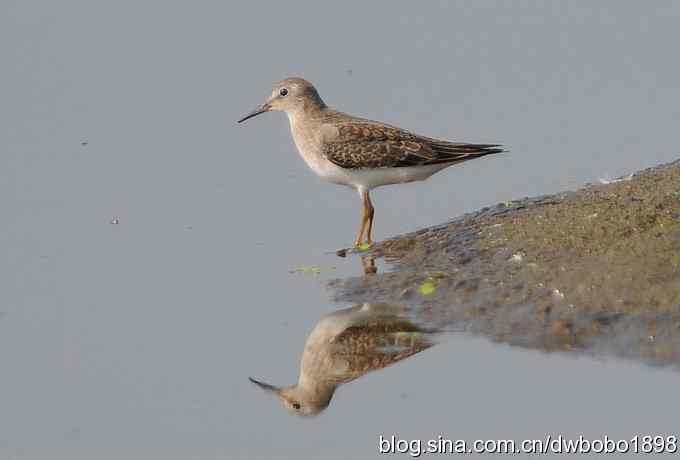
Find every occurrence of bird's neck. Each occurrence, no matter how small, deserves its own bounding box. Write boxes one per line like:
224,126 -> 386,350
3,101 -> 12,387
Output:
287,101 -> 328,127
292,377 -> 337,409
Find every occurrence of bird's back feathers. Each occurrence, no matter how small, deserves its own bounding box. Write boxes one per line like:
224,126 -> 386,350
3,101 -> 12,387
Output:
321,120 -> 502,170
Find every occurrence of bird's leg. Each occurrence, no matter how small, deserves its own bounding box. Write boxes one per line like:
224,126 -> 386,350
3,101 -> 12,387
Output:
354,210 -> 368,247
364,190 -> 375,246
355,189 -> 370,247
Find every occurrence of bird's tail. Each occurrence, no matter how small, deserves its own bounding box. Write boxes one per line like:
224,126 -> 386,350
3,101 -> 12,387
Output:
427,139 -> 504,164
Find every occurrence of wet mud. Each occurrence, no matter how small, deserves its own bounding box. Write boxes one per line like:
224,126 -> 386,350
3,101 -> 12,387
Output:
330,159 -> 680,367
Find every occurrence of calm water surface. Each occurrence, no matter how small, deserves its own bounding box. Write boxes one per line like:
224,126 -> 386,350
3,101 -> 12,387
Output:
2,1 -> 679,458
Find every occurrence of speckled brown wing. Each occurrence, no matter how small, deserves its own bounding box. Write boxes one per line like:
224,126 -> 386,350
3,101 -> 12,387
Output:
323,122 -> 503,170
326,320 -> 434,385
322,123 -> 438,169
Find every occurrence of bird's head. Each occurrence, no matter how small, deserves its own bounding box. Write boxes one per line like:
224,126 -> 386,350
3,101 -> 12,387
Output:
248,376 -> 331,416
237,77 -> 326,123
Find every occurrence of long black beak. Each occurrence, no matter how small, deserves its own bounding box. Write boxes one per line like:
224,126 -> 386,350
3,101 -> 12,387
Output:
248,376 -> 280,393
237,103 -> 271,123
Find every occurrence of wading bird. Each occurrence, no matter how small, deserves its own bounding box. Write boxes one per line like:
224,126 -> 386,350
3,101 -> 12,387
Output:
238,78 -> 502,247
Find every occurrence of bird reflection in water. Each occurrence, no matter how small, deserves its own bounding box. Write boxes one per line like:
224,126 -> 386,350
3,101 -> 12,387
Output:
249,303 -> 437,416
361,255 -> 377,275
336,247 -> 378,275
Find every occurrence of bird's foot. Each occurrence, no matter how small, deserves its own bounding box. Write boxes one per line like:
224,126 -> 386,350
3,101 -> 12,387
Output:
356,242 -> 373,251
335,241 -> 373,258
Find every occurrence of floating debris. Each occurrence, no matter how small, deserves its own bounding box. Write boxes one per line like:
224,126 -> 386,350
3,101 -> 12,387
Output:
109,217 -> 120,225
357,243 -> 372,251
291,266 -> 322,275
509,253 -> 523,263
419,279 -> 437,296
598,173 -> 634,184
81,141 -> 88,146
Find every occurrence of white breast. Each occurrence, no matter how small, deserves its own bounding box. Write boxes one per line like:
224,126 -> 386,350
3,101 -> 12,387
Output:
288,114 -> 353,187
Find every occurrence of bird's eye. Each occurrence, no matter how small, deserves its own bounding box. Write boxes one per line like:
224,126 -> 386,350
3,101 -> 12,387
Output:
279,88 -> 289,97
292,402 -> 301,410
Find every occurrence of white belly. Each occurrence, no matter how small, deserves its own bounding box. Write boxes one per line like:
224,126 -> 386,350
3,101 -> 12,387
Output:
298,151 -> 451,191
340,163 -> 452,189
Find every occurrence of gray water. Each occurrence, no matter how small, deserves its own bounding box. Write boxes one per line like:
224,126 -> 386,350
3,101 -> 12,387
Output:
2,1 -> 679,459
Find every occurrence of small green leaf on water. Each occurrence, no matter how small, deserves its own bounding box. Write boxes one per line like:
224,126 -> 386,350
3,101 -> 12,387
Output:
291,266 -> 321,275
419,280 -> 437,296
358,243 -> 372,251
504,201 -> 513,208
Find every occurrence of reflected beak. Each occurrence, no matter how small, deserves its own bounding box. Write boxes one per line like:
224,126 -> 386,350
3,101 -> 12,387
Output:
248,377 -> 280,394
237,103 -> 271,123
